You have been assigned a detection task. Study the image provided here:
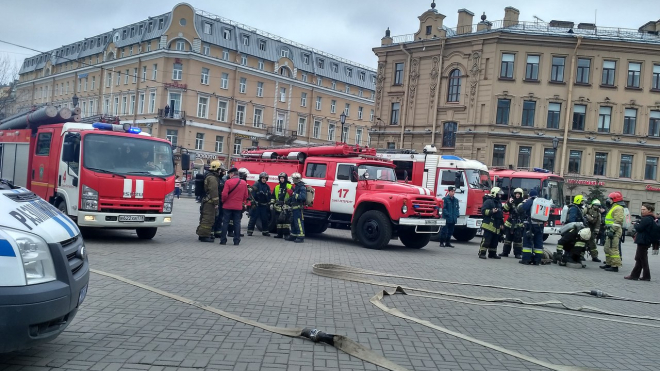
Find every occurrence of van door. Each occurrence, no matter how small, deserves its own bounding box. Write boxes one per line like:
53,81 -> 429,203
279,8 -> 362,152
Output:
331,163 -> 357,214
31,130 -> 54,199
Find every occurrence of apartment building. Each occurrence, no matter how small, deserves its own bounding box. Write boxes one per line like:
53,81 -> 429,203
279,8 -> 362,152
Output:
15,3 -> 376,170
372,2 -> 660,210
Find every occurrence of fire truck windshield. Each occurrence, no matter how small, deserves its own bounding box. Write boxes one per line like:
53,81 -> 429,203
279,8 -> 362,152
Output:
83,134 -> 174,177
358,164 -> 396,181
467,169 -> 491,189
542,179 -> 564,207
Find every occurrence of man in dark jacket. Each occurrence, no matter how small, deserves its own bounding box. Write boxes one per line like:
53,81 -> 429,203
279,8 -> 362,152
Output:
212,166 -> 227,238
247,172 -> 272,236
287,172 -> 307,243
519,189 -> 545,265
556,226 -> 591,267
440,186 -> 460,247
478,187 -> 504,259
499,187 -> 525,258
625,203 -> 656,281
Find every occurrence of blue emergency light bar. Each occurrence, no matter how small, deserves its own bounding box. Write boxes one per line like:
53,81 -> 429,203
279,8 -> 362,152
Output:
533,167 -> 550,173
92,122 -> 141,134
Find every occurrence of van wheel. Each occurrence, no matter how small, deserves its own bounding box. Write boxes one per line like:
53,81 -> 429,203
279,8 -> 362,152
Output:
398,228 -> 430,249
56,199 -> 67,214
356,210 -> 392,250
136,227 -> 158,239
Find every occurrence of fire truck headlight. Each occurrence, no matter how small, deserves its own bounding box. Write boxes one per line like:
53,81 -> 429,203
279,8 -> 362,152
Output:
81,185 -> 99,211
6,230 -> 56,285
164,191 -> 174,213
401,204 -> 408,214
82,199 -> 98,211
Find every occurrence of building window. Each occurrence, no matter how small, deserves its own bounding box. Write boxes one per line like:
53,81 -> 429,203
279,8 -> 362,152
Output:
113,97 -> 119,115
203,22 -> 212,35
121,96 -> 128,114
358,106 -> 363,120
301,73 -> 307,82
152,64 -> 158,80
172,63 -> 182,80
223,29 -> 231,40
653,64 -> 660,90
317,77 -> 323,86
346,68 -> 353,77
175,41 -> 185,51
235,104 -> 246,125
356,128 -> 363,144
253,108 -> 263,127
317,59 -> 325,69
148,91 -> 156,113
316,96 -> 322,110
496,99 -> 511,125
645,156 -> 658,180
593,152 -> 608,176
598,106 -> 612,133
359,71 -> 365,81
328,123 -> 336,141
521,101 -> 536,127
197,96 -> 209,118
518,146 -> 532,169
301,92 -> 307,107
239,77 -> 247,93
257,82 -> 264,97
233,138 -> 242,155
303,54 -> 310,64
142,66 -> 147,82
447,69 -> 461,102
627,62 -> 641,88
623,108 -> 637,135
547,103 -> 561,129
620,155 -> 633,178
394,63 -> 404,85
358,89 -> 363,97
576,58 -> 591,84
259,40 -> 266,51
201,68 -> 209,85
572,104 -> 586,130
442,122 -> 457,148
221,73 -> 229,89
332,81 -> 337,90
387,142 -> 396,150
525,55 -> 539,80
258,60 -> 264,70
195,133 -> 204,150
345,85 -> 350,94
215,136 -> 224,153
600,60 -> 615,86
492,145 -> 506,167
568,150 -> 582,174
370,109 -> 374,121
217,100 -> 228,122
166,130 -> 178,147
331,63 -> 339,73
279,87 -> 286,102
222,50 -> 229,60
242,35 -> 249,46
344,103 -> 350,116
551,57 -> 565,82
298,117 -> 306,136
138,93 -> 145,114
313,120 -> 321,139
500,53 -> 515,78
390,102 -> 400,125
132,68 -> 138,83
543,149 -> 556,172
241,55 -> 247,66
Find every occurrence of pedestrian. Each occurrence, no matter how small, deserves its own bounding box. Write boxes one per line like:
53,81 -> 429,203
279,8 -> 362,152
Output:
625,203 -> 657,281
499,188 -> 525,258
174,175 -> 182,199
272,172 -> 292,239
219,167 -> 249,245
228,168 -> 249,238
247,172 -> 272,236
519,189 -> 545,265
195,161 -> 221,242
212,165 -> 227,238
584,199 -> 602,262
478,187 -> 504,259
287,172 -> 307,243
440,186 -> 459,248
600,191 -> 625,272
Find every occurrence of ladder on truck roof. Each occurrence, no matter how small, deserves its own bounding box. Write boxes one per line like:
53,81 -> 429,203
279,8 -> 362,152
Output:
241,143 -> 377,162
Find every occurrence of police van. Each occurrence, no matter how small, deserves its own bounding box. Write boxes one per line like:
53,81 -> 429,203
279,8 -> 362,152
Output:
0,179 -> 89,353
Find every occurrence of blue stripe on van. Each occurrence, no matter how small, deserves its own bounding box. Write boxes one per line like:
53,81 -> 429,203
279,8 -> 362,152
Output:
0,239 -> 16,257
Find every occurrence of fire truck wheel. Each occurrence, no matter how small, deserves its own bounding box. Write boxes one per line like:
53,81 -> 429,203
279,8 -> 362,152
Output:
305,222 -> 329,235
55,198 -> 67,214
543,234 -> 549,241
398,228 -> 430,249
452,227 -> 478,242
356,210 -> 392,250
136,227 -> 158,240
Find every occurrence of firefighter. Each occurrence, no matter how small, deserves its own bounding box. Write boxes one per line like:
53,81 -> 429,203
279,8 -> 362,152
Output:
584,199 -> 602,262
478,187 -> 504,259
212,165 -> 227,238
247,172 -> 272,236
601,191 -> 625,272
499,188 -> 525,259
556,226 -> 592,267
287,172 -> 307,243
272,172 -> 292,239
195,160 -> 221,242
555,194 -> 586,259
228,168 -> 249,238
519,189 -> 545,265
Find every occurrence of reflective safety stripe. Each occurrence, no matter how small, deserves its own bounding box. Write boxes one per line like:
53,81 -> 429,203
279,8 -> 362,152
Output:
605,205 -> 623,225
522,248 -> 532,253
556,245 -> 563,251
610,255 -> 621,258
533,249 -> 544,254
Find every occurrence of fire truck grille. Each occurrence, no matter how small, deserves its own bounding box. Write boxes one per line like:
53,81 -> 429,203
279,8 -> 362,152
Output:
411,197 -> 437,216
99,199 -> 162,214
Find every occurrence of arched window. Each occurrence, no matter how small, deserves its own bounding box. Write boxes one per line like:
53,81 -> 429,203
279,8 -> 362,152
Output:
442,122 -> 457,148
447,69 -> 461,102
279,66 -> 291,77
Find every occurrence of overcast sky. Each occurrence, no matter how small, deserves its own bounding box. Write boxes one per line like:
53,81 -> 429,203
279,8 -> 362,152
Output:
0,0 -> 656,72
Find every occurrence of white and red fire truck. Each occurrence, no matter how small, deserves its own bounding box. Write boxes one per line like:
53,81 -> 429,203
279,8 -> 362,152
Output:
0,107 -> 175,239
234,144 -> 444,250
377,146 -> 491,242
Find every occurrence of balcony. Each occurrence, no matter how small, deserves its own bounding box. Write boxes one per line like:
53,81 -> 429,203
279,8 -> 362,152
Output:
157,108 -> 186,126
266,125 -> 297,144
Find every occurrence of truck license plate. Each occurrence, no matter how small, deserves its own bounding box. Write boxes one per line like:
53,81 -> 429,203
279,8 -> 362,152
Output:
425,219 -> 439,224
119,215 -> 145,222
78,284 -> 88,307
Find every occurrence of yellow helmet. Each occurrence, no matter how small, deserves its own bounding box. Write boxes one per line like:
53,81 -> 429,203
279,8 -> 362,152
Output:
209,160 -> 222,172
573,195 -> 583,205
490,187 -> 502,197
513,188 -> 524,196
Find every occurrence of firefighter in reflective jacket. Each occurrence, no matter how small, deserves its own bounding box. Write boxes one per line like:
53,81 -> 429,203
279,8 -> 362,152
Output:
557,226 -> 591,267
196,161 -> 221,242
287,172 -> 307,243
272,172 -> 292,239
479,187 -> 504,259
499,188 -> 525,259
584,199 -> 602,262
247,172 -> 272,236
601,191 -> 625,272
519,189 -> 545,265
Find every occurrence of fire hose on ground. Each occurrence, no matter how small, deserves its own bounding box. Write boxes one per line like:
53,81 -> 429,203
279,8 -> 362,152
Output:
91,264 -> 659,371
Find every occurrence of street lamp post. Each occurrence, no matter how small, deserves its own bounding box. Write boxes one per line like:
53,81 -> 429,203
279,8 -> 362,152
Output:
339,112 -> 346,143
552,137 -> 559,173
72,94 -> 79,108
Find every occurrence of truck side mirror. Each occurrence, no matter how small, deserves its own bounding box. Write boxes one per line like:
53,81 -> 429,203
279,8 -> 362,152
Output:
350,166 -> 358,182
62,142 -> 77,163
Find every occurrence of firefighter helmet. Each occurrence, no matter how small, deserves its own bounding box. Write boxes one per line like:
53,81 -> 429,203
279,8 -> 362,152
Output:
291,172 -> 302,183
490,187 -> 503,197
259,171 -> 268,179
278,172 -> 287,179
238,168 -> 249,180
608,191 -> 623,203
578,228 -> 591,241
209,160 -> 222,172
591,199 -> 601,206
573,195 -> 584,205
513,188 -> 524,196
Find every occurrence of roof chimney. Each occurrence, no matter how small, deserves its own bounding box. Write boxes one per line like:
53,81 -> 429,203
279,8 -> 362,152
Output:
457,9 -> 474,35
503,7 -> 520,28
549,20 -> 575,29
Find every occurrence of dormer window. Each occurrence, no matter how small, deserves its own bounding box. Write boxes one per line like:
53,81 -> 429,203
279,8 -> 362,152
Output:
303,54 -> 310,64
203,22 -> 212,35
148,21 -> 153,32
346,68 -> 353,77
223,29 -> 232,40
280,48 -> 289,58
122,30 -> 127,40
139,24 -> 144,35
332,63 -> 338,73
359,71 -> 366,81
242,35 -> 250,46
371,75 -> 376,84
318,58 -> 325,69
130,27 -> 135,37
158,18 -> 164,30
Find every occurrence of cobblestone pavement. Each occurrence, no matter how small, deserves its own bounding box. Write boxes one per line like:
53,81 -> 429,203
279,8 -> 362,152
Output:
2,198 -> 659,371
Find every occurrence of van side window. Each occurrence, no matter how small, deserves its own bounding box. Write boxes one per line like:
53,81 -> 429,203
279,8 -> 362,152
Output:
35,133 -> 52,156
336,164 -> 352,180
305,163 -> 327,178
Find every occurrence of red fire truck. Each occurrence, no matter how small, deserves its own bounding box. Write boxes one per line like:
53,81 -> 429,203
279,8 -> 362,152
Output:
377,147 -> 491,242
0,107 -> 175,239
490,168 -> 565,239
234,144 -> 444,250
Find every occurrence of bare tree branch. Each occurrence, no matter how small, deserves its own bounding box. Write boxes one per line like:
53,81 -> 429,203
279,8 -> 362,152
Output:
0,54 -> 25,120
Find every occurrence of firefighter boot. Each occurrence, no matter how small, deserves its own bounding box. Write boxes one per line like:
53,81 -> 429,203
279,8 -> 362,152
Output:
294,238 -> 304,243
199,236 -> 215,243
274,234 -> 283,239
247,231 -> 253,236
262,232 -> 270,236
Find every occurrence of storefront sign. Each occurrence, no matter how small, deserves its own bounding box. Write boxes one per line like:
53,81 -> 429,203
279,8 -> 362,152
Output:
235,134 -> 258,140
164,82 -> 187,90
567,179 -> 605,186
646,185 -> 660,192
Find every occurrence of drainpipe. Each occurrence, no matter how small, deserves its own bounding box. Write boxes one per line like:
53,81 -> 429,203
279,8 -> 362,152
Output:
227,63 -> 240,166
559,36 -> 582,177
399,44 -> 412,148
430,38 -> 446,145
307,86 -> 314,143
132,58 -> 142,125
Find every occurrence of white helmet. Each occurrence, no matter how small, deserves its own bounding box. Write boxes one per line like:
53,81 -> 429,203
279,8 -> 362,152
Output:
291,172 -> 302,183
578,228 -> 591,241
238,167 -> 249,180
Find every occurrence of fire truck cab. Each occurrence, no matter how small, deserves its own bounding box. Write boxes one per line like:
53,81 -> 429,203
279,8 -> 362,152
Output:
234,144 -> 444,250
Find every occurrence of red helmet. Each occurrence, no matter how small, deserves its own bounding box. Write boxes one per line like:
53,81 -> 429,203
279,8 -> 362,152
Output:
608,191 -> 623,203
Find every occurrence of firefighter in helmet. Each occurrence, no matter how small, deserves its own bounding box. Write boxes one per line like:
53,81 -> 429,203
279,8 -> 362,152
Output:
479,187 -> 504,259
212,164 -> 227,238
499,188 -> 525,259
556,226 -> 591,267
287,172 -> 307,243
271,172 -> 292,239
601,191 -> 625,272
584,199 -> 602,262
556,194 -> 588,259
247,172 -> 272,236
519,189 -> 545,265
195,160 -> 221,242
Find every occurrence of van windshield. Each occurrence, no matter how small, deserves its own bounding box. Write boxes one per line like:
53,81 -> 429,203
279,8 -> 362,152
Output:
83,134 -> 174,176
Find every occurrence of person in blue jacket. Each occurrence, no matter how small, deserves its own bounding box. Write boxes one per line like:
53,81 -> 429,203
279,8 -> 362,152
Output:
440,186 -> 460,247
